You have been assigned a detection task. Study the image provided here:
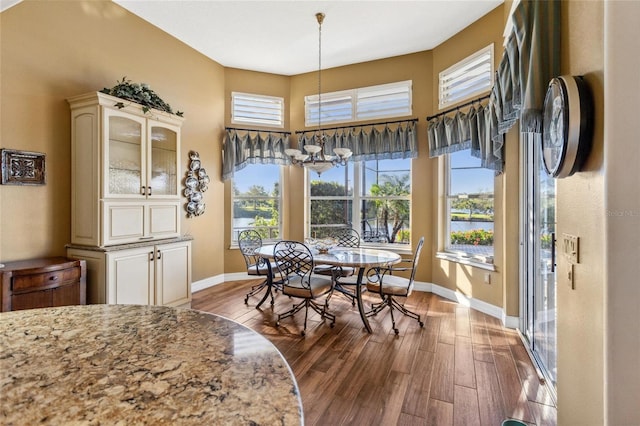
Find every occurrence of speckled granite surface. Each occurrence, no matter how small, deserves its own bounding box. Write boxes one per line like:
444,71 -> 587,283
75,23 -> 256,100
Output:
0,304 -> 303,425
65,235 -> 193,252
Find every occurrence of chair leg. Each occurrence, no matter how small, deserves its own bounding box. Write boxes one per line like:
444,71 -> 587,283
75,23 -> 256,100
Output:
366,295 -> 424,334
309,299 -> 336,326
388,297 -> 399,335
244,278 -> 268,304
276,298 -> 335,336
333,283 -> 357,306
391,298 -> 424,326
366,295 -> 390,317
276,299 -> 308,324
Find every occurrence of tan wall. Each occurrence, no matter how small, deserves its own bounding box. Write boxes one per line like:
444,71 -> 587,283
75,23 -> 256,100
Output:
557,1 -> 606,423
430,5 -> 506,308
288,51 -> 435,280
0,1 -> 226,282
603,2 -> 640,424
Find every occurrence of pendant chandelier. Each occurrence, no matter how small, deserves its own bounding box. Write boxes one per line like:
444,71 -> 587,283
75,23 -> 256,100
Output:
285,12 -> 352,175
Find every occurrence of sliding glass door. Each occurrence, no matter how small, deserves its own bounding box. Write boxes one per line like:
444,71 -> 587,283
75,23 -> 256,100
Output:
522,134 -> 557,395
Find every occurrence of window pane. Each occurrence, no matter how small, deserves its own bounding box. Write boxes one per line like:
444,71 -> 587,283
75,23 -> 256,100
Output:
232,164 -> 280,241
305,80 -> 412,126
360,199 -> 410,244
448,150 -> 494,258
307,157 -> 411,245
439,45 -> 493,108
232,92 -> 284,128
359,158 -> 411,245
309,164 -> 353,197
361,159 -> 411,196
310,199 -> 353,238
309,164 -> 353,238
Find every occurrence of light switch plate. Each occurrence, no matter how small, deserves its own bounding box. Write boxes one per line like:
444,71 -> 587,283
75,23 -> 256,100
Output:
562,234 -> 579,264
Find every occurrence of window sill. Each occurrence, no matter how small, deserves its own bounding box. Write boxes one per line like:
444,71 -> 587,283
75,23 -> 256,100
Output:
436,251 -> 496,271
230,241 -> 414,255
360,242 -> 414,255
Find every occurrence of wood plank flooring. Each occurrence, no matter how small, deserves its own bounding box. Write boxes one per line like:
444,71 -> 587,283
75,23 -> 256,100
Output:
192,279 -> 557,425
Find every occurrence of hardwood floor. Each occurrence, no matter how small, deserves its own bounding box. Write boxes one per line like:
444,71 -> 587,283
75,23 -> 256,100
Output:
192,280 -> 557,426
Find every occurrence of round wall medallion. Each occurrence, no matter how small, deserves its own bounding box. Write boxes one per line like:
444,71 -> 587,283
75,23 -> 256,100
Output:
541,75 -> 594,178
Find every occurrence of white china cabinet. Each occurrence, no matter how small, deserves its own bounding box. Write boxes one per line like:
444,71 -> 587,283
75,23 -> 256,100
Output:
66,92 -> 191,308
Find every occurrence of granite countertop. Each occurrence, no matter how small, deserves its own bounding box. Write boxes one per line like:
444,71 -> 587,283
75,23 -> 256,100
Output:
0,304 -> 303,425
66,235 -> 194,252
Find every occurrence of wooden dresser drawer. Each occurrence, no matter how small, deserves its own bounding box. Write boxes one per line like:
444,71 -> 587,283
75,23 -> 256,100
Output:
12,267 -> 81,293
1,257 -> 86,312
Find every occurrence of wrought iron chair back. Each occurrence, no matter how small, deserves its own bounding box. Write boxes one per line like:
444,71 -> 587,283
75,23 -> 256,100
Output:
313,228 -> 361,305
335,228 -> 361,248
272,240 -> 336,335
238,230 -> 265,274
238,229 -> 280,307
273,241 -> 314,287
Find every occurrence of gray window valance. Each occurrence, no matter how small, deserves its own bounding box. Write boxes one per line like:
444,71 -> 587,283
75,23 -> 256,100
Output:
222,129 -> 291,181
500,0 -> 560,135
428,102 -> 504,172
427,0 -> 560,171
296,120 -> 418,162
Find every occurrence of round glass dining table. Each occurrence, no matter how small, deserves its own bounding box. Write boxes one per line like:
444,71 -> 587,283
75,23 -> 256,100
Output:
0,304 -> 303,425
256,245 -> 401,333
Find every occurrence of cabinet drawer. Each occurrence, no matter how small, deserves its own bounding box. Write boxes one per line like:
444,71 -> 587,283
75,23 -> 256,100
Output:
12,267 -> 81,293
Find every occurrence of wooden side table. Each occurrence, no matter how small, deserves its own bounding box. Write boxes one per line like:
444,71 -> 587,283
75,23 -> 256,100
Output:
0,257 -> 86,312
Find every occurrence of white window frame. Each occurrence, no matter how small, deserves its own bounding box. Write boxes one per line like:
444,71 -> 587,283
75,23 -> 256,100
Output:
439,44 -> 494,109
305,80 -> 412,127
440,153 -> 495,268
306,159 -> 412,251
231,165 -> 283,244
231,92 -> 284,128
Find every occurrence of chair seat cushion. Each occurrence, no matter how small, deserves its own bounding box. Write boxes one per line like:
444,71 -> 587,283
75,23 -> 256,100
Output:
366,274 -> 412,296
314,265 -> 355,277
283,274 -> 333,298
247,261 -> 278,276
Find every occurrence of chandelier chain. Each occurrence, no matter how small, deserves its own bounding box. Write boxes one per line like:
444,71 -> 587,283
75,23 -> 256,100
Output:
283,12 -> 351,176
317,13 -> 323,143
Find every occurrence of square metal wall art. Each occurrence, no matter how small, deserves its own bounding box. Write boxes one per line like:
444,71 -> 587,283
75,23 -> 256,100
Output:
1,149 -> 46,185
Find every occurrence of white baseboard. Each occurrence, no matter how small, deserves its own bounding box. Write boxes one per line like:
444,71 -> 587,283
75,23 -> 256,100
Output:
192,272 -> 258,293
191,274 -> 226,293
192,276 -> 518,328
415,281 -> 518,329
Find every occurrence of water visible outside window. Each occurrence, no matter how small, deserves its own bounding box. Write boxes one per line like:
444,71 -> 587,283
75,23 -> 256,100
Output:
448,150 -> 494,258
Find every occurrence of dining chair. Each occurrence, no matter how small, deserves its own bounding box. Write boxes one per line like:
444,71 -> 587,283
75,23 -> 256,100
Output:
365,236 -> 425,334
238,230 -> 280,306
273,240 -> 336,336
315,228 -> 362,305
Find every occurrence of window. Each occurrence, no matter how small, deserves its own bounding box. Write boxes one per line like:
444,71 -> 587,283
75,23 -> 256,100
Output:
445,150 -> 494,261
308,159 -> 411,245
305,80 -> 412,126
231,92 -> 284,128
439,45 -> 494,109
232,164 -> 281,242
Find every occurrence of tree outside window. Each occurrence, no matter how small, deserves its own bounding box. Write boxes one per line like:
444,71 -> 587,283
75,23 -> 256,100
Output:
232,164 -> 281,241
446,150 -> 494,259
309,158 -> 411,244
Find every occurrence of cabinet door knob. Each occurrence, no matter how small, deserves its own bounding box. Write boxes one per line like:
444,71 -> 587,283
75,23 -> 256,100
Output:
148,187 -> 152,196
157,249 -> 162,260
140,186 -> 146,196
49,276 -> 58,281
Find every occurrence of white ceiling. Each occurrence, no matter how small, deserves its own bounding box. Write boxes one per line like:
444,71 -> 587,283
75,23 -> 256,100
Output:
111,0 -> 503,76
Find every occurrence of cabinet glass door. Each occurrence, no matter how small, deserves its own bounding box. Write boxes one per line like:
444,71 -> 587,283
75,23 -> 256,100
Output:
107,112 -> 145,197
149,124 -> 178,197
